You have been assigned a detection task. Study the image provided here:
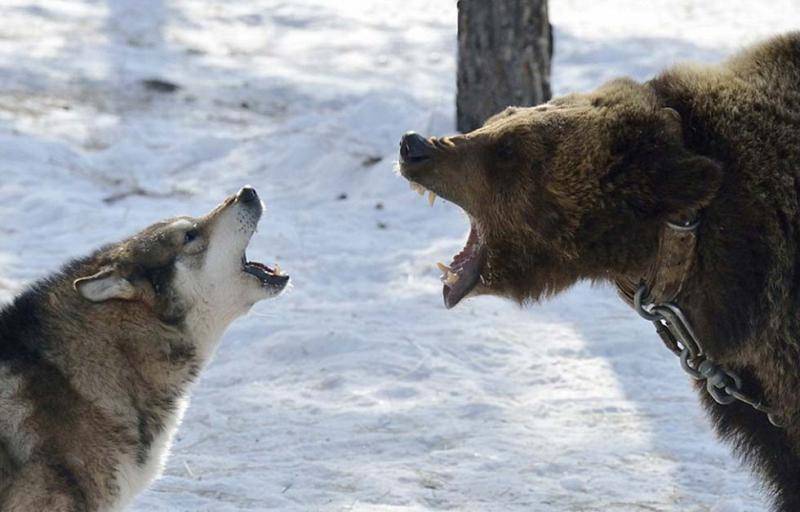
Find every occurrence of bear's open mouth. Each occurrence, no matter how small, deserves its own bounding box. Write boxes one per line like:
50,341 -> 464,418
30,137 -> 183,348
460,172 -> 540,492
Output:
407,179 -> 487,309
437,221 -> 487,309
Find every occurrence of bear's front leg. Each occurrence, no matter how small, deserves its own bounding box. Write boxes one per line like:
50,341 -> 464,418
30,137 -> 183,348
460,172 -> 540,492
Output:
700,386 -> 800,512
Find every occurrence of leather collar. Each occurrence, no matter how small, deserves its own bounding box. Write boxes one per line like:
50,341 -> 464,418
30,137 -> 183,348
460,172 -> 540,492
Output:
615,213 -> 699,307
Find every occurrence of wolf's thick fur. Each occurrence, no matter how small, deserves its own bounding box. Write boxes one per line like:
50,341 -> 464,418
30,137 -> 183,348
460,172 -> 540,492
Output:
399,34 -> 800,509
0,188 -> 288,511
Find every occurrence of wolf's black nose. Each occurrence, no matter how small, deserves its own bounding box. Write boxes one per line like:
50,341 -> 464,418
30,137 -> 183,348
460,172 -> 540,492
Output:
237,186 -> 258,203
400,132 -> 434,163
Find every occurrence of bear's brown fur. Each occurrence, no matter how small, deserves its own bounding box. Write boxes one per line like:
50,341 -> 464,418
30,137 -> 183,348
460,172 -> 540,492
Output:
398,33 -> 800,510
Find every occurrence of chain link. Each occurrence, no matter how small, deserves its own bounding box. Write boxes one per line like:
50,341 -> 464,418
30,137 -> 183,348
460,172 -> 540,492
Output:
634,284 -> 784,428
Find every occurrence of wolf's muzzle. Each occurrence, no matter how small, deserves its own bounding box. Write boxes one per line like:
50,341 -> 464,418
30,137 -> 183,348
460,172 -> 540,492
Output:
236,186 -> 259,204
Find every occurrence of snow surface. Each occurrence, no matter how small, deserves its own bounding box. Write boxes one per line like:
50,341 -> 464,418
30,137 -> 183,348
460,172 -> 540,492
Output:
1,1 -> 799,510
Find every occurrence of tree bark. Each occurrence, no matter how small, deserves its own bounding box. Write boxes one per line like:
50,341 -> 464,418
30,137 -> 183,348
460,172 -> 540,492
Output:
456,0 -> 552,133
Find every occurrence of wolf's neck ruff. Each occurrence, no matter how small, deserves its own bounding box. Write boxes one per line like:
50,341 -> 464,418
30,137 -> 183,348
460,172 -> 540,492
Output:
615,214 -> 783,427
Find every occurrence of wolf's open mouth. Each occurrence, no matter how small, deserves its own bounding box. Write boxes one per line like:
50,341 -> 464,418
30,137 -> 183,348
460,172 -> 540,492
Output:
241,253 -> 289,288
407,179 -> 487,309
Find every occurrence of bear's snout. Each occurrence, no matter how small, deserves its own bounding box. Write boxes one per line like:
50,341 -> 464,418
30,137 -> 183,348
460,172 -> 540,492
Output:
399,132 -> 434,164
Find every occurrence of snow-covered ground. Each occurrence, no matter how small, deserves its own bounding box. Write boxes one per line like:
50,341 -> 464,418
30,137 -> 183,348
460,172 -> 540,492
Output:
1,1 -> 799,510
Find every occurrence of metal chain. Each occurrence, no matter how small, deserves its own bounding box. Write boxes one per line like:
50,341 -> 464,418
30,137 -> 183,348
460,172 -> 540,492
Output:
633,284 -> 784,428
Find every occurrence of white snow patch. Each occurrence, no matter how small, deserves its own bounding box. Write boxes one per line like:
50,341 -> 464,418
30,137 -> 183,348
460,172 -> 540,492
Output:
1,0 -> 797,510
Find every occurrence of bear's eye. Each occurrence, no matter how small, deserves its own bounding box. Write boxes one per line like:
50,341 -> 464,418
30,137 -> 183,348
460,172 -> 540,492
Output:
495,140 -> 516,161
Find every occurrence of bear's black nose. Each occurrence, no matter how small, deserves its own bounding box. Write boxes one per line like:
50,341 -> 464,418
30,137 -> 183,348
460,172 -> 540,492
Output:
237,186 -> 259,203
400,132 -> 434,163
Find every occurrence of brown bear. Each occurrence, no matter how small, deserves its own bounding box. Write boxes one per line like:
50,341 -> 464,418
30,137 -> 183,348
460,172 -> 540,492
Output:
397,33 -> 800,511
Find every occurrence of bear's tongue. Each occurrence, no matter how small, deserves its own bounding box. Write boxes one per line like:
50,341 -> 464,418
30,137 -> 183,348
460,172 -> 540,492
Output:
437,225 -> 486,309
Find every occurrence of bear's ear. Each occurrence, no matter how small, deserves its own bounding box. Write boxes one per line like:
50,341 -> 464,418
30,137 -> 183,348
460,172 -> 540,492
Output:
658,152 -> 722,218
660,107 -> 683,138
484,106 -> 520,126
649,107 -> 722,217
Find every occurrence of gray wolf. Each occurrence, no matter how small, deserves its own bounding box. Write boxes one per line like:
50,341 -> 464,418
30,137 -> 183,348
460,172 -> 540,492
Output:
0,186 -> 288,511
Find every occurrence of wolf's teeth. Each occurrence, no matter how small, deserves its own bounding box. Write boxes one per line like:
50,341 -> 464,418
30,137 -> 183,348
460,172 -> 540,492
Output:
428,191 -> 437,206
274,263 -> 282,276
445,271 -> 460,286
436,262 -> 451,273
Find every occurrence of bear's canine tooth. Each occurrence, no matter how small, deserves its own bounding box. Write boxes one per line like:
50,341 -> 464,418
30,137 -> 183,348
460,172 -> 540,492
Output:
437,263 -> 460,285
409,182 -> 426,196
428,190 -> 437,206
445,271 -> 460,286
274,263 -> 282,276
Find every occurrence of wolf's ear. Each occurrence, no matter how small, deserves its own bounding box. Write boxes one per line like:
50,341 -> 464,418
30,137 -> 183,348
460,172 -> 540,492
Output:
74,266 -> 138,303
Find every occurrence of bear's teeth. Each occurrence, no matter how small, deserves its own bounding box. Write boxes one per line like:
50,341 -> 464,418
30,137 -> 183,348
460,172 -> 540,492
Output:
428,190 -> 437,206
409,182 -> 426,196
445,271 -> 460,286
437,263 -> 459,285
274,263 -> 283,276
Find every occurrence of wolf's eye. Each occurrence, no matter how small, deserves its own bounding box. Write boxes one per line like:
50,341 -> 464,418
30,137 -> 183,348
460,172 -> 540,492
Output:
184,229 -> 199,244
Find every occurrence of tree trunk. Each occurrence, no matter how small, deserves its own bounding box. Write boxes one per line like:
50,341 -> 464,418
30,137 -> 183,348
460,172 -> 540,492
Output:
456,0 -> 552,133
